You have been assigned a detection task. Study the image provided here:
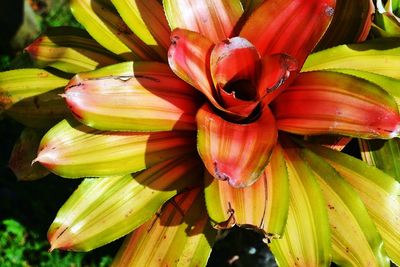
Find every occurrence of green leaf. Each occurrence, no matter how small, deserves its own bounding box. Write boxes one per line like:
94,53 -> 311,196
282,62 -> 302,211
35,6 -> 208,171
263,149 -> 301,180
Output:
270,136 -> 331,267
301,147 -> 389,266
359,139 -> 400,182
35,119 -> 196,178
303,38 -> 400,79
111,188 -> 216,267
373,12 -> 400,38
48,155 -> 202,251
305,143 -> 400,265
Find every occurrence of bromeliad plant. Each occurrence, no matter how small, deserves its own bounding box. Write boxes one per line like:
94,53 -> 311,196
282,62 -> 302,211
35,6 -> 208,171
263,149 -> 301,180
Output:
2,0 -> 400,266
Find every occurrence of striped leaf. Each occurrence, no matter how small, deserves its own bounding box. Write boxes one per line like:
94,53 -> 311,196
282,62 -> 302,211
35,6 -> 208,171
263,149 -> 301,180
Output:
70,0 -> 159,61
315,0 -> 374,49
48,155 -> 202,251
0,68 -> 68,111
35,119 -> 196,178
111,188 -> 216,267
197,103 -> 277,187
163,0 -> 243,43
305,143 -> 400,265
64,62 -> 200,131
240,0 -> 336,65
25,27 -> 120,73
273,71 -> 400,139
111,0 -> 170,59
303,38 -> 400,79
327,68 -> 400,108
270,136 -> 331,267
204,144 -> 289,237
301,146 -> 389,267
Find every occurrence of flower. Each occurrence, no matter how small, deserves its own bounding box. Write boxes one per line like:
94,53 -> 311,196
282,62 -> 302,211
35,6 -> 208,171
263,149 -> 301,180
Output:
2,0 -> 400,265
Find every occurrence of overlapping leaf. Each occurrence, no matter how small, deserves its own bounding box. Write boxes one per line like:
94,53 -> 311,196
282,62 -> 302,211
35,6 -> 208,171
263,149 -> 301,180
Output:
0,69 -> 68,111
204,143 -> 289,238
112,188 -> 215,267
303,38 -> 400,79
163,0 -> 243,43
25,27 -> 120,73
35,119 -> 196,178
306,143 -> 400,265
360,139 -> 400,182
64,62 -> 200,131
301,146 -> 389,267
273,71 -> 400,139
48,155 -> 202,251
70,0 -> 159,61
270,136 -> 331,267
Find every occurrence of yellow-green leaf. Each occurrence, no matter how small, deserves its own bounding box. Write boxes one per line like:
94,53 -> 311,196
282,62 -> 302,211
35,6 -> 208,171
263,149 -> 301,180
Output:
25,27 -> 120,73
48,155 -> 202,251
110,0 -> 170,60
35,119 -> 196,178
301,147 -> 389,267
0,68 -> 69,111
112,188 -> 216,267
303,38 -> 400,79
305,143 -> 400,265
70,0 -> 159,61
270,136 -> 331,267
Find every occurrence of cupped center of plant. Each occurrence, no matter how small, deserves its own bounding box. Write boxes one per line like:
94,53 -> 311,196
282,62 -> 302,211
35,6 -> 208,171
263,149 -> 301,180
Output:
223,79 -> 258,101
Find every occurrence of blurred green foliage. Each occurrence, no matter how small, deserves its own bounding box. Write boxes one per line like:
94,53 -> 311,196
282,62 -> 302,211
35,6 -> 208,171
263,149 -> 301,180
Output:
0,219 -> 112,267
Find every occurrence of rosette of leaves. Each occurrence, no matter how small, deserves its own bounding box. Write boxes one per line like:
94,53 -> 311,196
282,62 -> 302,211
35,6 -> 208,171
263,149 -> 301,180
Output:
1,0 -> 400,266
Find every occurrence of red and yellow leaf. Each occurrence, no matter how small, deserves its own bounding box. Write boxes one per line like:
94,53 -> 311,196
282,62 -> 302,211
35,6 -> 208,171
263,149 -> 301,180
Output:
204,144 -> 289,237
273,71 -> 400,139
163,0 -> 243,43
240,0 -> 336,66
64,62 -> 200,131
197,103 -> 277,187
